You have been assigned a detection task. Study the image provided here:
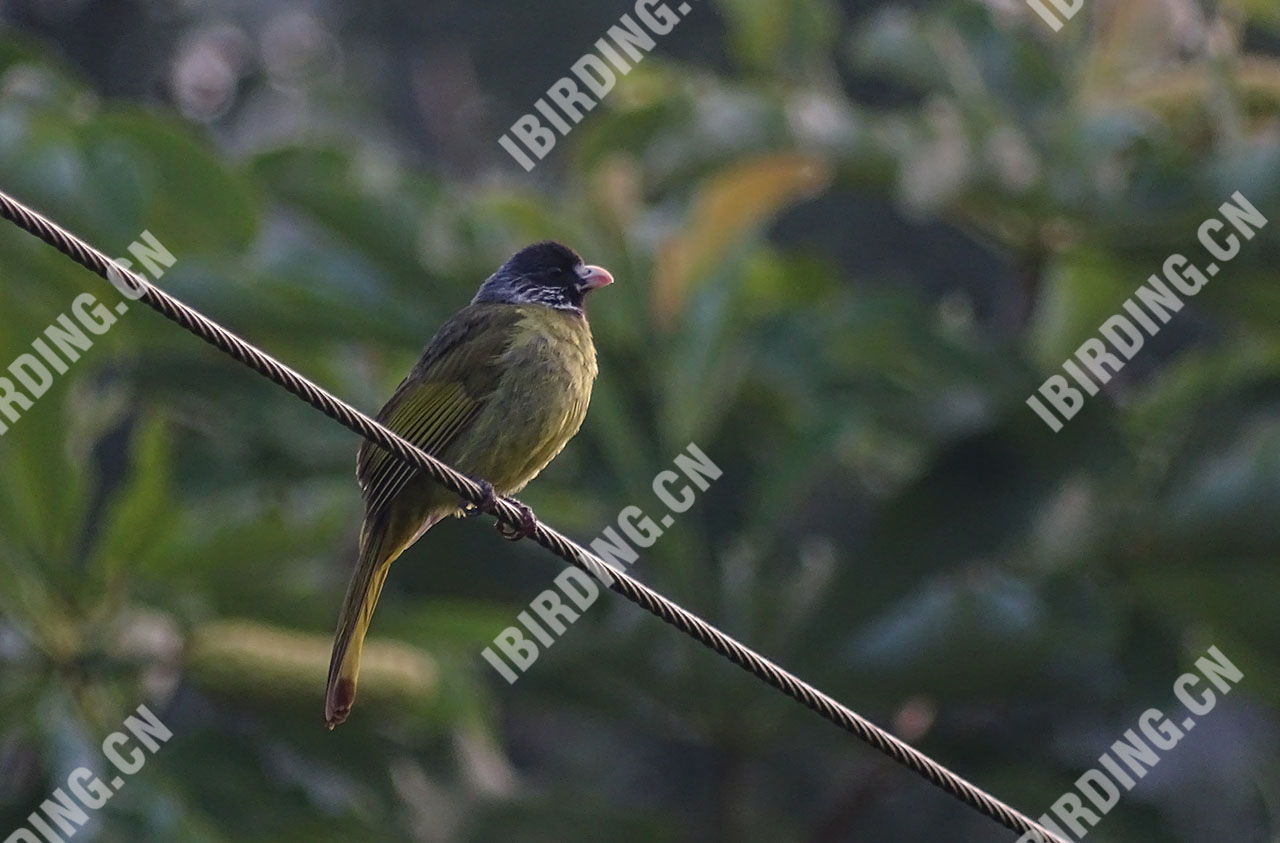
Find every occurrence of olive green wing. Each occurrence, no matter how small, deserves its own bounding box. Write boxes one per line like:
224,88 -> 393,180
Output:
357,303 -> 522,517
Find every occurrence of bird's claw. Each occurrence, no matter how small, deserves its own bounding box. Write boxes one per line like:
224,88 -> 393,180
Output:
468,480 -> 537,540
464,479 -> 498,518
496,499 -> 537,542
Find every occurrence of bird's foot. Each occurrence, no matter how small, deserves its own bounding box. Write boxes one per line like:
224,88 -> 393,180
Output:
495,497 -> 537,542
465,479 -> 498,518
469,480 -> 537,540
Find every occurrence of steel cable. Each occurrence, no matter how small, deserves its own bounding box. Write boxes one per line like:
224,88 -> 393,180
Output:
0,188 -> 1066,843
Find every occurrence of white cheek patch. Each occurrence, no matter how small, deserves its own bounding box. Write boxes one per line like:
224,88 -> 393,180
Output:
513,283 -> 578,311
474,272 -> 582,313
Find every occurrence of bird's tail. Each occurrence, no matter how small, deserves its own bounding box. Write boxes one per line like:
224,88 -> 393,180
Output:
325,513 -> 437,728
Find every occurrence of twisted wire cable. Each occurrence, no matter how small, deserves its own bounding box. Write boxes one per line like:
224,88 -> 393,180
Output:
0,187 -> 1066,843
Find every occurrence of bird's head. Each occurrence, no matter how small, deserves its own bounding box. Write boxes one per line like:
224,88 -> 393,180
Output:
472,241 -> 613,313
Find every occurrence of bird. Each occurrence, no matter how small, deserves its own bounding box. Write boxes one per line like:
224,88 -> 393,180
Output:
325,241 -> 613,728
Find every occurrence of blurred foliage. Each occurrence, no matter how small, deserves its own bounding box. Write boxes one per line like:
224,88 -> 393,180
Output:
1,0 -> 1278,841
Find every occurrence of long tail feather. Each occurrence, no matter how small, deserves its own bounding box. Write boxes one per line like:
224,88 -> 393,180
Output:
325,514 -> 436,728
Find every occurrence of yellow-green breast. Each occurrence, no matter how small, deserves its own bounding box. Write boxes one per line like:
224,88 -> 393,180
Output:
356,301 -> 598,529
443,303 -> 597,494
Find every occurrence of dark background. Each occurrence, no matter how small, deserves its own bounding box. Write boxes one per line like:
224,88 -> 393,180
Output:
0,0 -> 1278,840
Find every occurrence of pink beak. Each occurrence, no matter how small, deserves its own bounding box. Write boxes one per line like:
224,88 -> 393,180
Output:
576,264 -> 614,290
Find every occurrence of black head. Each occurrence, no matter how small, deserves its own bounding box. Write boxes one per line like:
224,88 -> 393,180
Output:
472,241 -> 613,312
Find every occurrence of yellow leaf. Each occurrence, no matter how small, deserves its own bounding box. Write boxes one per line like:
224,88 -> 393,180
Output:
188,619 -> 436,707
652,152 -> 832,326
